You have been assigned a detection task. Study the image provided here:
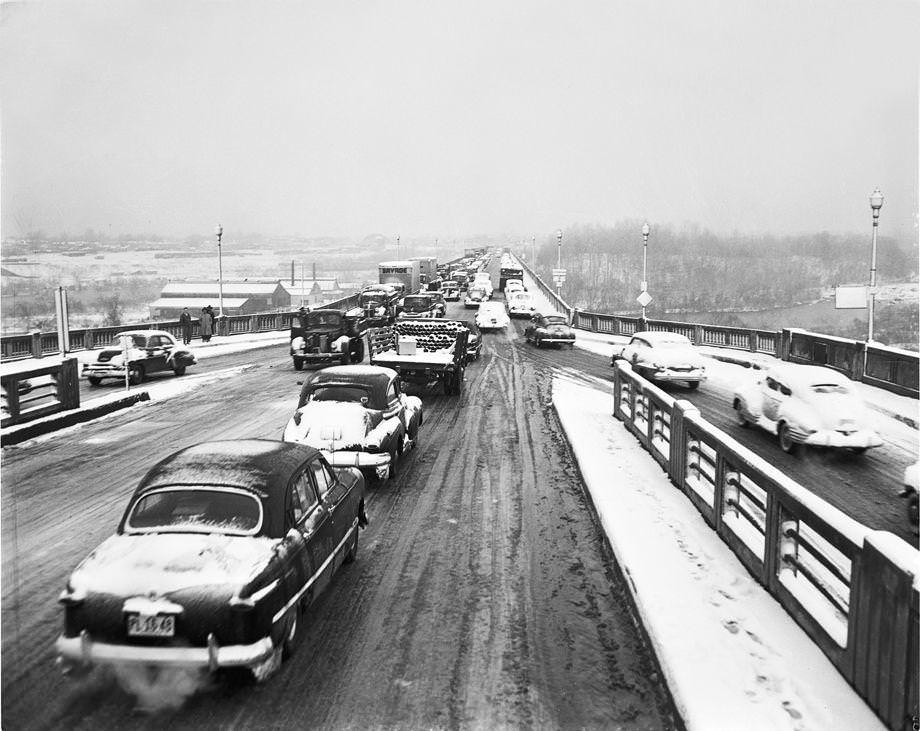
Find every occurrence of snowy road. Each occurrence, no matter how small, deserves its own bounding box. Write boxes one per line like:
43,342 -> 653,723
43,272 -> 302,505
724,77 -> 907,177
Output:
1,299 -> 678,727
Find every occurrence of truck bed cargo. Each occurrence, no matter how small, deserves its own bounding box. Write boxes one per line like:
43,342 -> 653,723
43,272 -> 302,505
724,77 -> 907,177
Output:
368,320 -> 468,395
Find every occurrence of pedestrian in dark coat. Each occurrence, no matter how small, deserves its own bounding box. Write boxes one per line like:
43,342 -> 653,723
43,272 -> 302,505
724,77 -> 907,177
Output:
205,305 -> 217,337
179,308 -> 193,345
200,307 -> 213,342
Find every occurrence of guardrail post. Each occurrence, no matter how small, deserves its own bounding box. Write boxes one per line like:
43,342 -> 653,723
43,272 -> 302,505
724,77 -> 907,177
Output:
848,533 -> 918,729
693,324 -> 703,346
56,358 -> 81,410
780,328 -> 792,361
748,331 -> 758,353
249,315 -> 258,332
30,332 -> 42,359
668,399 -> 697,487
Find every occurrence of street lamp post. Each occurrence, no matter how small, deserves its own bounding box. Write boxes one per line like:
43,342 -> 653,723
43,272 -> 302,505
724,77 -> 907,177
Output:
867,188 -> 884,342
531,236 -> 536,266
215,224 -> 225,320
555,229 -> 563,297
396,234 -> 400,259
641,222 -> 650,321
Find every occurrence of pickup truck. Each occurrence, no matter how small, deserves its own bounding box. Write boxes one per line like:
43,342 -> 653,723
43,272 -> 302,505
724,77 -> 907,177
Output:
290,308 -> 367,370
368,320 -> 469,395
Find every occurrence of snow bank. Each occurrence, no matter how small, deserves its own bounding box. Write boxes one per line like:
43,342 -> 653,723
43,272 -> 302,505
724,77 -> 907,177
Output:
551,375 -> 884,731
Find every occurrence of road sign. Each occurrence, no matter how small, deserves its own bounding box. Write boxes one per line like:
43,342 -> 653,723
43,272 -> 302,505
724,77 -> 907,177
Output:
834,285 -> 867,309
636,291 -> 652,308
552,268 -> 566,277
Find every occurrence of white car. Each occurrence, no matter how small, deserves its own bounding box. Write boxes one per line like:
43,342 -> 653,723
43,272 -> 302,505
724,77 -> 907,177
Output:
506,291 -> 535,318
82,330 -> 197,385
464,286 -> 489,309
504,279 -> 525,296
475,302 -> 510,331
472,273 -> 493,298
732,363 -> 883,455
613,331 -> 706,388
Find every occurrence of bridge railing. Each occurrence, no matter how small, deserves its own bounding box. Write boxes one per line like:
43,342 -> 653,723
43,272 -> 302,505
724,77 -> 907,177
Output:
613,360 -> 918,730
1,358 -> 80,428
513,253 -> 918,398
0,294 -> 360,362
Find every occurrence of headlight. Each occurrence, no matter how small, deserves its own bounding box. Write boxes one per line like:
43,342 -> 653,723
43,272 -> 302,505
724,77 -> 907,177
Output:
291,336 -> 305,351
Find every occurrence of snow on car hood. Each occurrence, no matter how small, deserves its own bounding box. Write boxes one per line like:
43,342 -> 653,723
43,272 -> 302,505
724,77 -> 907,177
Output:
799,391 -> 873,430
69,532 -> 277,597
285,401 -> 372,449
649,345 -> 704,368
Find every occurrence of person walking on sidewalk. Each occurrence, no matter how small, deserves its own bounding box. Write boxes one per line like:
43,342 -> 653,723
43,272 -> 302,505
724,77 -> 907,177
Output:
199,307 -> 213,342
205,304 -> 217,338
179,308 -> 193,345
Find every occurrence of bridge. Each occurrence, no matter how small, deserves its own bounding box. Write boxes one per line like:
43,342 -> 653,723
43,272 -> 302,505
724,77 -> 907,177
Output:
1,253 -> 917,729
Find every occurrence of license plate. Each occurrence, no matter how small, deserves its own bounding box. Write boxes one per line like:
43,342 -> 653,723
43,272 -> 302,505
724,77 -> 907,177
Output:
127,613 -> 175,637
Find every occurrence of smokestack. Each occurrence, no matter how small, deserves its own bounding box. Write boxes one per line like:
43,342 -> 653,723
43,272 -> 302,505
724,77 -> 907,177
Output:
291,260 -> 295,286
313,262 -> 316,281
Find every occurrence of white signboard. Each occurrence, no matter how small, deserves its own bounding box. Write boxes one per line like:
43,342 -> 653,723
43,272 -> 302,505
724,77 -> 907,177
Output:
835,285 -> 868,309
552,268 -> 567,278
636,291 -> 653,308
54,286 -> 70,354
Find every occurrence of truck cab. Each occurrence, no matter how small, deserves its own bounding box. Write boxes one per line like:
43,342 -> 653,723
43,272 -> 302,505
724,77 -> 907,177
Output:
290,308 -> 367,370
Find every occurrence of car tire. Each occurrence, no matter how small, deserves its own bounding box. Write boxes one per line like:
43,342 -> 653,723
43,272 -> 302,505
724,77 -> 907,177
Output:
778,423 -> 798,454
687,380 -> 699,389
281,602 -> 304,659
293,358 -> 303,371
128,364 -> 145,385
908,492 -> 919,529
733,401 -> 749,427
443,376 -> 453,395
88,376 -> 102,387
535,337 -> 542,349
387,444 -> 399,480
173,366 -> 186,377
351,339 -> 365,364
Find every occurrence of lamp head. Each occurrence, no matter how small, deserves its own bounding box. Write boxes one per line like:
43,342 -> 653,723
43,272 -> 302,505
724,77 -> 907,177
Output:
642,222 -> 650,237
869,188 -> 884,216
556,229 -> 563,242
215,224 -> 223,237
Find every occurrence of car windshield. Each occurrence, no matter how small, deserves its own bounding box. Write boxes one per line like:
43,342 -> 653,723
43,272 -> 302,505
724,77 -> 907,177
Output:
307,385 -> 373,405
544,316 -> 567,325
810,383 -> 852,395
403,296 -> 431,312
361,293 -> 387,306
305,312 -> 344,327
125,488 -> 262,535
116,334 -> 147,348
652,338 -> 691,348
469,288 -> 486,298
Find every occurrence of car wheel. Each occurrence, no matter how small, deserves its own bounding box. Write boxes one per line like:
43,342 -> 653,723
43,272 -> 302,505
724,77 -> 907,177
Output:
387,444 -> 399,480
850,447 -> 868,455
173,366 -> 186,377
443,375 -> 453,395
340,352 -> 350,366
778,423 -> 798,454
351,339 -> 365,364
344,526 -> 359,564
293,358 -> 303,371
88,376 -> 102,387
687,380 -> 699,390
281,602 -> 304,659
128,364 -> 145,385
535,336 -> 542,349
908,492 -> 919,529
733,401 -> 749,427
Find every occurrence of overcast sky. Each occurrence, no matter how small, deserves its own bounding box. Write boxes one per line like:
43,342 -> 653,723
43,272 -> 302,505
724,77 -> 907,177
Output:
1,0 -> 918,242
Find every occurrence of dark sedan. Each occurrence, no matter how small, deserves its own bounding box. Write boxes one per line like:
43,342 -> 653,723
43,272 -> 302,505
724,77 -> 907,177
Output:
523,313 -> 576,349
56,440 -> 367,685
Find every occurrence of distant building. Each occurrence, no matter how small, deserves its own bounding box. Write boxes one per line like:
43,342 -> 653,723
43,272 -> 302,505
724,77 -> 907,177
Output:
280,277 -> 355,307
149,279 -> 289,319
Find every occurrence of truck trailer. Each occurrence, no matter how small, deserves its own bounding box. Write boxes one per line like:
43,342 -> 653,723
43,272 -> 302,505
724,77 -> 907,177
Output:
379,260 -> 421,296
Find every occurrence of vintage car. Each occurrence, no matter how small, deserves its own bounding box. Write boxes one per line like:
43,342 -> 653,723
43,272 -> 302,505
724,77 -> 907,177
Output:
463,286 -> 489,309
441,281 -> 461,301
358,285 -> 400,327
476,301 -> 510,331
611,331 -> 706,388
398,293 -> 442,320
732,363 -> 883,455
523,313 -> 576,349
83,330 -> 196,386
506,291 -> 536,318
290,308 -> 366,370
471,273 -> 493,298
901,462 -> 919,532
56,440 -> 367,683
503,279 -> 525,296
283,365 -> 422,483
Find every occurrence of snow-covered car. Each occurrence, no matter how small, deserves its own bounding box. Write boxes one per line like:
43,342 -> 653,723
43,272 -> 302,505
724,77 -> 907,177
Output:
503,279 -> 525,296
56,440 -> 367,684
732,363 -> 883,455
506,291 -> 536,318
283,365 -> 422,482
899,461 -> 918,532
82,330 -> 196,386
464,286 -> 489,309
476,302 -> 510,331
612,331 -> 706,389
471,273 -> 493,298
524,313 -> 576,349
441,281 -> 461,301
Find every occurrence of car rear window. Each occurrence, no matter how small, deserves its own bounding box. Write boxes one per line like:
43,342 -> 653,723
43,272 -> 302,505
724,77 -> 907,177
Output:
125,487 -> 263,535
303,385 -> 372,407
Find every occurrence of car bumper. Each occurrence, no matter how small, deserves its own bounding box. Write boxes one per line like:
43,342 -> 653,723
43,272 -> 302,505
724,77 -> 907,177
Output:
645,368 -> 707,383
798,430 -> 883,449
292,352 -> 344,363
57,631 -> 274,672
322,449 -> 391,469
83,365 -> 126,379
538,336 -> 575,344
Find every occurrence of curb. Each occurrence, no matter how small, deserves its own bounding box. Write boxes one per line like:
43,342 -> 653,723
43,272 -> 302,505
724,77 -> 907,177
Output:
1,392 -> 151,447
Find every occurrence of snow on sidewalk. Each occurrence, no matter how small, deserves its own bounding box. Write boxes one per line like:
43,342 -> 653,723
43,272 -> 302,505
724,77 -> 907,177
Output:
552,375 -> 884,731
